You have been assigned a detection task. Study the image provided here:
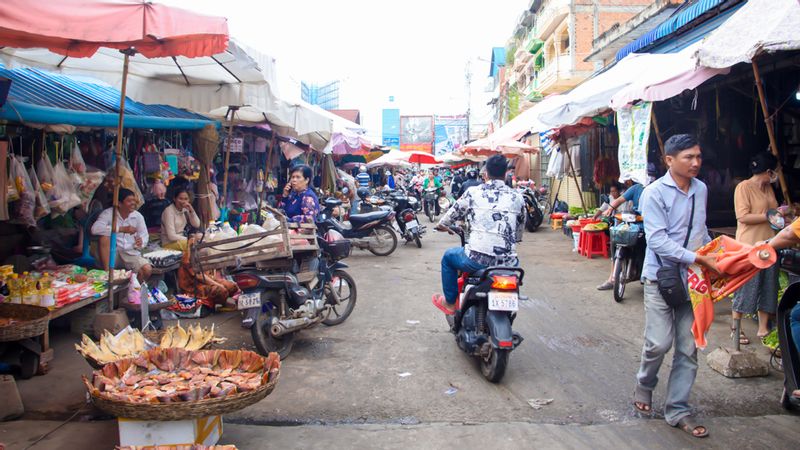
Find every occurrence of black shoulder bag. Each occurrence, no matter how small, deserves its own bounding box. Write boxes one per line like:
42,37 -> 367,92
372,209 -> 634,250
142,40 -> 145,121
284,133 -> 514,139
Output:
654,196 -> 695,308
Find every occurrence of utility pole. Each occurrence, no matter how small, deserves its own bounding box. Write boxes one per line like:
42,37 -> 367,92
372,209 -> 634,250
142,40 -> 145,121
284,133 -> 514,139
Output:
465,60 -> 472,141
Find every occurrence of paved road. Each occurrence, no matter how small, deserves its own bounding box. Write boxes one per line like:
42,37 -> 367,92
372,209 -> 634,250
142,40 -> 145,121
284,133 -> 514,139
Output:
9,226 -> 798,448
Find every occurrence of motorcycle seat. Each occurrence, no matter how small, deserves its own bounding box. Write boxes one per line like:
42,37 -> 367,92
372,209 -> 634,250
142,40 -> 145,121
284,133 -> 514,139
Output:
349,210 -> 391,227
324,198 -> 342,208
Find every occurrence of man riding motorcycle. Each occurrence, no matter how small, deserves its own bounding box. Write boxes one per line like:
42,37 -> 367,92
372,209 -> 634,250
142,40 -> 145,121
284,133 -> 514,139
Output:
432,155 -> 526,315
457,169 -> 481,199
423,170 -> 443,216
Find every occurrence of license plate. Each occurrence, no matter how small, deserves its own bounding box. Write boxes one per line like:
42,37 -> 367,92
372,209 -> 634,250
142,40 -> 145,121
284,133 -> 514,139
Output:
488,291 -> 518,311
406,219 -> 419,229
237,292 -> 261,310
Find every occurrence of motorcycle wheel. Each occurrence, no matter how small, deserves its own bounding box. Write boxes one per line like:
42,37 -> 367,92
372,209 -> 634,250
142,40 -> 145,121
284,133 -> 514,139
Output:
251,310 -> 295,360
323,270 -> 357,326
525,208 -> 542,232
613,256 -> 628,303
481,347 -> 510,383
413,232 -> 422,248
368,225 -> 398,256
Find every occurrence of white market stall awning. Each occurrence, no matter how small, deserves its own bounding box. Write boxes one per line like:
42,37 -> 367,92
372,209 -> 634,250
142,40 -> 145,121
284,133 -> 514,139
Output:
463,135 -> 537,155
697,0 -> 800,69
610,45 -> 729,109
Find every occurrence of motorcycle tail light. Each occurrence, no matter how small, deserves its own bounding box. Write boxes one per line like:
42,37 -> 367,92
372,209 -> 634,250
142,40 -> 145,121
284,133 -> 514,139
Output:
491,275 -> 518,290
403,212 -> 415,222
234,274 -> 260,289
498,340 -> 514,348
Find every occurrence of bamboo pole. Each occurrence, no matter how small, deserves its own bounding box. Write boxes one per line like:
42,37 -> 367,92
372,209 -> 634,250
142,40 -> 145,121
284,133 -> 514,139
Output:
107,50 -> 132,310
752,60 -> 792,205
651,107 -> 666,163
220,106 -> 239,208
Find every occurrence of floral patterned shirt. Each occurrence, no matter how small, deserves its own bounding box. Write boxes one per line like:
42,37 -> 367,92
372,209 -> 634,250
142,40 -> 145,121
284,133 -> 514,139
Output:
282,188 -> 320,223
438,180 -> 525,266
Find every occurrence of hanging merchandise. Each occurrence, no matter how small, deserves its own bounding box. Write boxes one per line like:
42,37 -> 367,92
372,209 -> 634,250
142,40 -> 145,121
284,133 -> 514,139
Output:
28,166 -> 51,220
52,159 -> 83,214
69,141 -> 105,211
141,142 -> 162,174
37,152 -> 58,207
616,102 -> 652,186
9,155 -> 36,227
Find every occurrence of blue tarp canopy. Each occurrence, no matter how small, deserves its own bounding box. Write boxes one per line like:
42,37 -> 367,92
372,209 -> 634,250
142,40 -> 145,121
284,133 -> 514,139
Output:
0,65 -> 215,130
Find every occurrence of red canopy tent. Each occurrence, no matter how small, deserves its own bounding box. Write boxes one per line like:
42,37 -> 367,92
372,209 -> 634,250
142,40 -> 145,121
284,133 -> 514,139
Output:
0,0 -> 229,308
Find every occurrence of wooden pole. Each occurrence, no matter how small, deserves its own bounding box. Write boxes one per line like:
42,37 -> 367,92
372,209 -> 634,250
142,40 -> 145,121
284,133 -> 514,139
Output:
220,106 -> 238,208
752,60 -> 792,204
561,137 -> 587,213
107,50 -> 132,310
651,107 -> 666,163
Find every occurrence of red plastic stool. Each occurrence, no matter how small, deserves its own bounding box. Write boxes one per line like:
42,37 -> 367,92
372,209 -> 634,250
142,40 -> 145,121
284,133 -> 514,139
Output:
582,230 -> 609,259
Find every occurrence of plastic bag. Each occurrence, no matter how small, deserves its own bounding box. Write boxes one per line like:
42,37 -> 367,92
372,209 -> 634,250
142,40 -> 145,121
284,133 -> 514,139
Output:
76,168 -> 105,212
69,142 -> 87,175
9,155 -> 36,227
118,158 -> 144,208
36,153 -> 58,205
51,160 -> 82,215
127,272 -> 142,305
28,166 -> 51,219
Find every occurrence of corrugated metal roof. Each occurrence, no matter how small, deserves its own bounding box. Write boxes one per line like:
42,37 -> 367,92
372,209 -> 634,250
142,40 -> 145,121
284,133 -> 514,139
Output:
0,65 -> 208,121
616,0 -> 726,61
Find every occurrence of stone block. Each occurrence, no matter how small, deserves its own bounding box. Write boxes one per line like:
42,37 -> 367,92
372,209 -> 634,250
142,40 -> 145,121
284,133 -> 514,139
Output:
0,374 -> 24,421
707,347 -> 770,378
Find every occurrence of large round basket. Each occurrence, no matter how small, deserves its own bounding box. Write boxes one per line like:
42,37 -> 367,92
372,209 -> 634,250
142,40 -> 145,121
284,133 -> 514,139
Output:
88,366 -> 279,421
0,303 -> 50,342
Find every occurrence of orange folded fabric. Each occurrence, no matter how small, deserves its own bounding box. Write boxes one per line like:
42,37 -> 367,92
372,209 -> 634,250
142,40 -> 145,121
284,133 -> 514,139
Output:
687,236 -> 776,349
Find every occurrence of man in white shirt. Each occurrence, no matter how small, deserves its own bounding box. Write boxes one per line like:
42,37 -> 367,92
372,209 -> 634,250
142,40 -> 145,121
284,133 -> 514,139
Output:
91,188 -> 152,282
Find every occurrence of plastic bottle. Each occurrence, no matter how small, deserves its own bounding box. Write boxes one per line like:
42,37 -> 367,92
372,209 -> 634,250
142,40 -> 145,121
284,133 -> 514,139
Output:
255,169 -> 264,193
38,273 -> 55,307
7,274 -> 22,304
21,272 -> 39,306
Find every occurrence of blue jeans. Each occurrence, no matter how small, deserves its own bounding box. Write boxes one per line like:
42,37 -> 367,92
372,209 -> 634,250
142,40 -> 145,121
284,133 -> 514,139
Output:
791,303 -> 800,358
636,282 -> 698,426
441,247 -> 486,305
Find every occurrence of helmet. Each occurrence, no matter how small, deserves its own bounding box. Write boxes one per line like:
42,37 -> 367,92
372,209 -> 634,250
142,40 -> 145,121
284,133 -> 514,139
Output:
359,166 -> 367,173
467,170 -> 478,179
356,187 -> 370,200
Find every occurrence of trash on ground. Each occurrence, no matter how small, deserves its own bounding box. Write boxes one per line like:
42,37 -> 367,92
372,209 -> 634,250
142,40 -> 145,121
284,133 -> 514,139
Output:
397,372 -> 412,378
444,387 -> 458,396
406,320 -> 421,325
527,398 -> 554,410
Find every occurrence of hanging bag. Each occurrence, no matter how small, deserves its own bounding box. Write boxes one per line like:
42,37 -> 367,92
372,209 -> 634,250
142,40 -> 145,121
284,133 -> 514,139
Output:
28,166 -> 51,220
141,143 -> 162,174
655,196 -> 695,308
9,155 -> 36,227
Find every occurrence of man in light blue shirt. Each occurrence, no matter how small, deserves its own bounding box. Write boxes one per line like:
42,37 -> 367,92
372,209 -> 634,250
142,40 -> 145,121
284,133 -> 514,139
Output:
633,134 -> 718,439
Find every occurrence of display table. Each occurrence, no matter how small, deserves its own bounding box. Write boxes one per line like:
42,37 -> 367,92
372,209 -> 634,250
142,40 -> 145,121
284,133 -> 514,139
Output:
43,283 -> 128,352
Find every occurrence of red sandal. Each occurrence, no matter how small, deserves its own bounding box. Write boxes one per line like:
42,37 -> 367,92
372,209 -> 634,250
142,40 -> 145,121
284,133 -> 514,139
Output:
432,294 -> 455,316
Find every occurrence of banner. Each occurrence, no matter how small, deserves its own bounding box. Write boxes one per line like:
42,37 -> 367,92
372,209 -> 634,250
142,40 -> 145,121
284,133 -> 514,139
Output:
382,108 -> 400,150
400,116 -> 434,153
616,102 -> 652,185
433,115 -> 468,156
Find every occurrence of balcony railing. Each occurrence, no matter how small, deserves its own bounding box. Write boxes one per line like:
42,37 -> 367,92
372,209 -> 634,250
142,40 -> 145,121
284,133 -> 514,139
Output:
535,0 -> 570,39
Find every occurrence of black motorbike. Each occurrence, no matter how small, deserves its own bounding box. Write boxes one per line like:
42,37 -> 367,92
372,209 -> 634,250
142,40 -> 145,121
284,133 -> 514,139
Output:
520,187 -> 543,232
777,248 -> 800,411
441,226 -> 525,382
386,189 -> 425,248
318,198 -> 398,256
235,228 -> 357,359
423,187 -> 442,223
609,213 -> 646,302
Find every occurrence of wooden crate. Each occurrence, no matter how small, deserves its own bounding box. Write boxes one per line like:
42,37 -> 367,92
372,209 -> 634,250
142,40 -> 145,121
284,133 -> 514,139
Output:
287,222 -> 320,254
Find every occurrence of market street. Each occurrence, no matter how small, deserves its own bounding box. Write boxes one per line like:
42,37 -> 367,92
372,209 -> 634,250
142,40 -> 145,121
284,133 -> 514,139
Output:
5,227 -> 798,448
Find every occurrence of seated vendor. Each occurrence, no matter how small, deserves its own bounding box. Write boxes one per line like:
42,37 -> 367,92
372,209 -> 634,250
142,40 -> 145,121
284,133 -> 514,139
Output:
91,188 -> 152,282
160,188 -> 201,252
281,164 -> 319,223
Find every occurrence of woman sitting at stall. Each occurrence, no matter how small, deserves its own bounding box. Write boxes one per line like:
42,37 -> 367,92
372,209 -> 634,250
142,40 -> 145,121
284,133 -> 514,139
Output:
160,188 -> 201,251
281,164 -> 319,223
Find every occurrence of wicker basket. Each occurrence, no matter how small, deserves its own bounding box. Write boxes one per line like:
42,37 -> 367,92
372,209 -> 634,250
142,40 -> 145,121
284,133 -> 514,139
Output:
86,369 -> 280,420
0,303 -> 50,342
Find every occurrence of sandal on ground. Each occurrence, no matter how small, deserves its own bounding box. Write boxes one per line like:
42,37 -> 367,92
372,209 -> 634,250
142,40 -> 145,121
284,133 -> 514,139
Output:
675,415 -> 709,438
633,385 -> 652,413
596,281 -> 614,291
730,329 -> 750,345
432,294 -> 455,316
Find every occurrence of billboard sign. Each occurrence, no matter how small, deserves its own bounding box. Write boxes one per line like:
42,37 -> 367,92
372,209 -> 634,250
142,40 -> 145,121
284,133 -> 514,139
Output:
434,115 -> 468,156
382,108 -> 400,150
400,115 -> 434,153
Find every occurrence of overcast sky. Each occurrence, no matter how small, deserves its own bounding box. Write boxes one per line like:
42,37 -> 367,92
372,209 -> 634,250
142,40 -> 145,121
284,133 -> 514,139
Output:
162,0 -> 530,142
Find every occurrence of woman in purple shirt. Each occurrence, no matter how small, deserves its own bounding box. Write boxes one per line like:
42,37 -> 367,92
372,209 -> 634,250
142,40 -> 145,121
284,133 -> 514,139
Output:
281,164 -> 319,223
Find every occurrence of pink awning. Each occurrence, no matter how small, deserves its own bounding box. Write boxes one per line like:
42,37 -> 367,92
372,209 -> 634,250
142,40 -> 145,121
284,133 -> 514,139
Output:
0,0 -> 228,58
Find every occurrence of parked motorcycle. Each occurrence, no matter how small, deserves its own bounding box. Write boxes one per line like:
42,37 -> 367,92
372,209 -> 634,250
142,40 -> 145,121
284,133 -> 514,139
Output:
423,187 -> 442,223
609,213 -> 646,302
234,229 -> 357,359
777,248 -> 800,411
386,189 -> 425,248
318,198 -> 398,256
440,226 -> 525,382
520,187 -> 543,232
